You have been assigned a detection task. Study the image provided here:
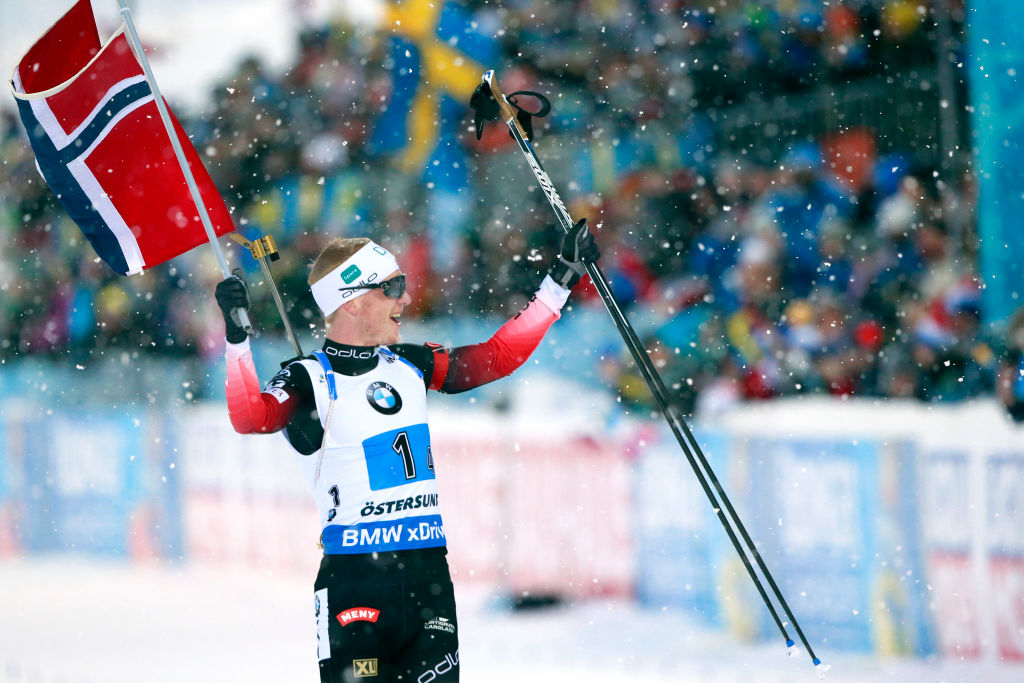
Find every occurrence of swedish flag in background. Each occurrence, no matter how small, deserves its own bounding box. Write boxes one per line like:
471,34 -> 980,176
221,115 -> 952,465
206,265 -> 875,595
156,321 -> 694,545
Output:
371,0 -> 498,192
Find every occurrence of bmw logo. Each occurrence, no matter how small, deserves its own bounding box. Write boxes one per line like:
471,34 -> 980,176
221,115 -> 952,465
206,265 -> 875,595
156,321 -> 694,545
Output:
366,381 -> 402,415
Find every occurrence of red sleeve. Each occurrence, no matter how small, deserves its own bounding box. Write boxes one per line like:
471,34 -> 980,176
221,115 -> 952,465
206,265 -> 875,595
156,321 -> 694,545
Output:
425,343 -> 450,391
441,293 -> 559,393
224,341 -> 300,433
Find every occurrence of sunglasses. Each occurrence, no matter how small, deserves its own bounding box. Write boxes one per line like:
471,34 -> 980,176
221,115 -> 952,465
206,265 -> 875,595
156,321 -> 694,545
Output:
337,274 -> 407,299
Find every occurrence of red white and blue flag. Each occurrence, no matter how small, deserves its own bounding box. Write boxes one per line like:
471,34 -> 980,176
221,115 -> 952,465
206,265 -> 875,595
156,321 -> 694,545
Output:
9,0 -> 233,275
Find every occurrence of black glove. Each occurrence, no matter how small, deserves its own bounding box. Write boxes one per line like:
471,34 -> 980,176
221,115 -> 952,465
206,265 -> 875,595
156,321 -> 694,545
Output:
470,82 -> 500,140
548,218 -> 600,290
215,272 -> 250,344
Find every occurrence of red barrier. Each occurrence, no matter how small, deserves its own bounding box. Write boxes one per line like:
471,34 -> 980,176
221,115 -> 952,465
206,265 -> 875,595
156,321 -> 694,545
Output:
928,553 -> 983,658
435,431 -> 633,599
991,558 -> 1024,661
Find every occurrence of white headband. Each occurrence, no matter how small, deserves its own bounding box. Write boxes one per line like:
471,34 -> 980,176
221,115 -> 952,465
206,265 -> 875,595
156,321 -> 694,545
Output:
311,241 -> 401,316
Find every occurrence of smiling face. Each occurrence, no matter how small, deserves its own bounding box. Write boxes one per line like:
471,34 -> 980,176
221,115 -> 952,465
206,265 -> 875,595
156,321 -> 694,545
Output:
327,269 -> 412,347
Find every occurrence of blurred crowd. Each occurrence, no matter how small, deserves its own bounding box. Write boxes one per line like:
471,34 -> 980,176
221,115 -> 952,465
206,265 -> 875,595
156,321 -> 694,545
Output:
515,0 -> 942,111
4,0 -> 1017,414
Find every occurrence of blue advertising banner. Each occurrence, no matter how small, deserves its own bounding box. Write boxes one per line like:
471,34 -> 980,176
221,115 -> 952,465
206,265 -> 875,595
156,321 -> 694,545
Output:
4,408 -> 182,560
919,450 -> 980,657
746,438 -> 879,651
985,453 -> 1024,660
150,414 -> 184,560
633,429 -> 729,626
883,442 -> 936,657
22,412 -> 144,556
967,3 -> 1024,323
0,417 -> 7,503
0,417 -> 13,554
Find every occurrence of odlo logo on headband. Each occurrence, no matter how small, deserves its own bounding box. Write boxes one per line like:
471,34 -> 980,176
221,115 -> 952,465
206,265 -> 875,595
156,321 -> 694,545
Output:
341,265 -> 362,283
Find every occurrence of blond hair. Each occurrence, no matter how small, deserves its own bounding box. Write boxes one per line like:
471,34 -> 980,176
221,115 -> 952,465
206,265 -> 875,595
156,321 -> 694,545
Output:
309,237 -> 370,324
308,237 -> 371,286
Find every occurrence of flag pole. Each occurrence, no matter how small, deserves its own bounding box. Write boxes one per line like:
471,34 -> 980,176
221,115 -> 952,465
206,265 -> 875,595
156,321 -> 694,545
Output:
116,0 -> 252,334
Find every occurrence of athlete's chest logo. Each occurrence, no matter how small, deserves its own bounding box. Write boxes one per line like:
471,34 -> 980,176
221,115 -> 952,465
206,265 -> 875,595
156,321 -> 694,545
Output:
366,381 -> 402,415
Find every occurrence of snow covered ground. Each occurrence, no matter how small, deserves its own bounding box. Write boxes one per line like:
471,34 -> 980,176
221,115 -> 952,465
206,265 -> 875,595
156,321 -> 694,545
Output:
1,558 -> 1019,683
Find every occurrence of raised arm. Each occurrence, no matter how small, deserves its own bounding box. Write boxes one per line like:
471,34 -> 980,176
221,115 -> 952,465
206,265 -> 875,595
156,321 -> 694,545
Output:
434,218 -> 600,394
217,276 -> 302,434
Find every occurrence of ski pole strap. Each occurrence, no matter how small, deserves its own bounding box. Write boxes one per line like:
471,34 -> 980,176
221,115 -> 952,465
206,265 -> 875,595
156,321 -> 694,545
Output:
506,91 -> 550,141
470,83 -> 550,141
311,350 -> 337,400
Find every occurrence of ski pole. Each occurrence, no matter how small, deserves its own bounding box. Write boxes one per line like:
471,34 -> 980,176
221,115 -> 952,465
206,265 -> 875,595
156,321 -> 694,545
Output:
478,70 -> 827,673
228,233 -> 303,357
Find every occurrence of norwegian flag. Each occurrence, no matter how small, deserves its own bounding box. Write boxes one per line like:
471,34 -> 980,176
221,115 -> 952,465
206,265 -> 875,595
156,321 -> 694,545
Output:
9,0 -> 233,275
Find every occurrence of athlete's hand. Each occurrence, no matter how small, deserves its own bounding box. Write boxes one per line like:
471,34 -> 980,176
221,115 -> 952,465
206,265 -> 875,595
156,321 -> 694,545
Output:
215,272 -> 250,344
548,218 -> 600,289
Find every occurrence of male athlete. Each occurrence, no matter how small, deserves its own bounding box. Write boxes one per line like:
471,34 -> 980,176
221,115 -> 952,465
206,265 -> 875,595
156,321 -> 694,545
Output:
215,220 -> 599,682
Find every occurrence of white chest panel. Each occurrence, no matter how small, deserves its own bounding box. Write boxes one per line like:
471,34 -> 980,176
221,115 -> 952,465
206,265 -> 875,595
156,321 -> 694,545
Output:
290,348 -> 444,554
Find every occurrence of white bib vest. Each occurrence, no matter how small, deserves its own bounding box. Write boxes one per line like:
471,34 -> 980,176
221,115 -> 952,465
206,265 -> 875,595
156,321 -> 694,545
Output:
286,347 -> 445,554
